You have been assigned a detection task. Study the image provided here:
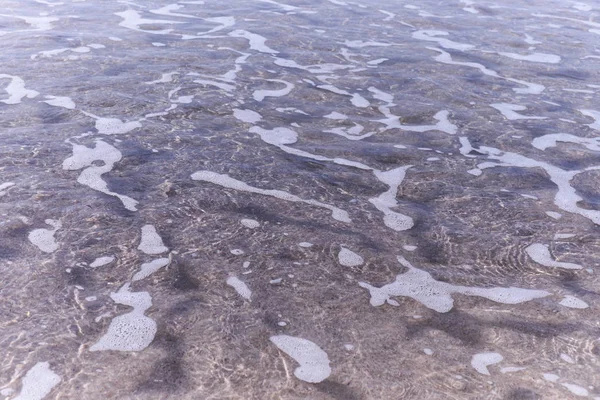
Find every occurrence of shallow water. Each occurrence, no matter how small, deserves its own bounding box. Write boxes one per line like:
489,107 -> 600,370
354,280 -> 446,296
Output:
1,0 -> 600,399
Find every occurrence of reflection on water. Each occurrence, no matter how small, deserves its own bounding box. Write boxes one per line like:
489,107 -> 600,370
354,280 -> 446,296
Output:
1,0 -> 600,398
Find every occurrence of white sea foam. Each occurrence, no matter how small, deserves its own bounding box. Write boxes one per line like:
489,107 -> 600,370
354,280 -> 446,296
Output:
338,247 -> 364,267
379,10 -> 395,21
90,283 -> 157,352
524,33 -> 541,44
359,256 -> 550,312
250,126 -> 371,170
532,133 -> 600,151
150,3 -> 203,19
90,256 -> 115,268
559,295 -> 589,309
0,14 -> 58,31
241,218 -> 260,228
369,167 -> 414,231
228,30 -> 278,54
526,243 -> 582,270
343,40 -> 392,48
375,107 -> 457,135
580,109 -> 600,131
226,276 -> 252,300
114,10 -> 184,35
269,335 -> 331,383
233,108 -> 262,123
546,211 -> 562,220
31,46 -> 91,60
145,72 -> 179,84
368,86 -> 394,105
42,95 -> 75,109
543,373 -> 560,382
561,383 -> 589,397
253,79 -> 294,101
429,48 -> 545,94
498,52 -> 561,63
471,352 -> 503,375
490,103 -> 546,120
554,233 -> 575,240
138,225 -> 168,255
0,181 -> 14,196
324,111 -> 348,120
81,112 -> 142,135
258,0 -> 299,11
132,258 -> 170,281
560,353 -> 575,364
12,362 -> 61,400
28,219 -> 61,253
500,367 -> 526,374
367,58 -> 388,65
0,74 -> 39,104
63,140 -> 138,211
459,136 -> 600,225
317,84 -> 370,108
325,124 -> 376,141
191,170 -> 351,222
274,57 -> 352,74
412,30 -> 474,51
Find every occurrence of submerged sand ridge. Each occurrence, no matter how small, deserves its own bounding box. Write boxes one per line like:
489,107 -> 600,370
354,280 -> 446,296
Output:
0,0 -> 599,398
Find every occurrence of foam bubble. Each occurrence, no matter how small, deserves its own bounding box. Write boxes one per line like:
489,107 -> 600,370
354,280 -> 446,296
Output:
559,295 -> 589,309
526,243 -> 582,270
500,367 -> 526,374
532,133 -> 600,151
42,95 -> 75,109
369,167 -> 414,231
132,258 -> 170,281
580,109 -> 600,131
471,352 -> 503,375
497,52 -> 561,63
0,74 -> 39,104
233,108 -> 262,123
138,225 -> 168,255
490,103 -> 546,120
12,362 -> 61,400
0,181 -> 14,196
269,335 -> 331,383
359,256 -> 550,312
90,256 -> 115,268
191,170 -> 351,223
561,383 -> 588,397
241,218 -> 260,228
413,30 -> 475,51
28,219 -> 61,253
253,79 -> 294,101
338,247 -> 364,267
228,30 -> 278,54
145,72 -> 178,85
114,10 -> 184,36
226,276 -> 252,300
90,283 -> 156,352
459,137 -> 600,225
543,373 -> 560,382
63,140 -> 138,211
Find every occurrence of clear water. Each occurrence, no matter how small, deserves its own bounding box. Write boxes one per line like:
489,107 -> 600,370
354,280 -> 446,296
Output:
1,0 -> 600,399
